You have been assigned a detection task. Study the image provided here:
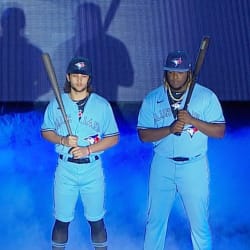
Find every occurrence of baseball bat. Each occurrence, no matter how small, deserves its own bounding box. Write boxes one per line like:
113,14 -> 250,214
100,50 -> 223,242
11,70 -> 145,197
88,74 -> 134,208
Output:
183,36 -> 210,110
42,53 -> 73,136
175,36 -> 210,136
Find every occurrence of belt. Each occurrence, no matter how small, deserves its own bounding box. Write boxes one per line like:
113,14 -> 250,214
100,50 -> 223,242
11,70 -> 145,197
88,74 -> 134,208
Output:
59,154 -> 99,164
170,157 -> 189,162
170,154 -> 201,162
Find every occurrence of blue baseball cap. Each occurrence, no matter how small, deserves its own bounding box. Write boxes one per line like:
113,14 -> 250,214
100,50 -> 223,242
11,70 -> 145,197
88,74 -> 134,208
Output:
164,50 -> 191,72
67,57 -> 92,76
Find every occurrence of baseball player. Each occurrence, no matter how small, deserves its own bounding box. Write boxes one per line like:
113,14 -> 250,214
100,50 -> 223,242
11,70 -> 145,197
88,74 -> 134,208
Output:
137,50 -> 225,250
41,57 -> 119,250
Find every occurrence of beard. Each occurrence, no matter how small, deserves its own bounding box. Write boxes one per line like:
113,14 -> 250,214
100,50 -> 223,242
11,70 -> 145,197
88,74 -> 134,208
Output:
170,85 -> 185,91
167,78 -> 189,91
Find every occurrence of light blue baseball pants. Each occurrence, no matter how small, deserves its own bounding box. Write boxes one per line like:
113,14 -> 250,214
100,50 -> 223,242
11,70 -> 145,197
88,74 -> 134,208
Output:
54,158 -> 105,222
144,154 -> 211,250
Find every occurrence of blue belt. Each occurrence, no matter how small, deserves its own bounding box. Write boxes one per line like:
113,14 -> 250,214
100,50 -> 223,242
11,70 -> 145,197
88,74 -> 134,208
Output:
59,154 -> 99,164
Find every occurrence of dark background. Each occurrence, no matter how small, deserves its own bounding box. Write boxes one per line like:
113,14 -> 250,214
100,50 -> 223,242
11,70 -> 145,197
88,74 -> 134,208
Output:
0,0 -> 249,102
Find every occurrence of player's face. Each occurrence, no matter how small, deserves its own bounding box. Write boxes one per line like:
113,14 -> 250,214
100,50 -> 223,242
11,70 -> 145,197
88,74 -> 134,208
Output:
166,71 -> 188,91
67,73 -> 89,93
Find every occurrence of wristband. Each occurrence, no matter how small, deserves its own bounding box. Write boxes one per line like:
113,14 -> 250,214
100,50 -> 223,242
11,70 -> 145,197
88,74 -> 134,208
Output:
60,136 -> 64,145
87,146 -> 91,155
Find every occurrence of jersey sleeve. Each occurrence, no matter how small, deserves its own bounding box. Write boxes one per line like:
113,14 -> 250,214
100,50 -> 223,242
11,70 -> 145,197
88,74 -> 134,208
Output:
137,97 -> 155,129
41,100 -> 56,132
204,92 -> 225,124
101,102 -> 119,138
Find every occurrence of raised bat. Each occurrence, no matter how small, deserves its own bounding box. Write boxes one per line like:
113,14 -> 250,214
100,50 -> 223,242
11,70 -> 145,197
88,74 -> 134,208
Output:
42,53 -> 73,136
183,36 -> 210,110
175,36 -> 210,136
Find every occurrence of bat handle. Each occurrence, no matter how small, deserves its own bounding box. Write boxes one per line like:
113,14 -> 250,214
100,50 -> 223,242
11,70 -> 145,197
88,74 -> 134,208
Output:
174,110 -> 182,136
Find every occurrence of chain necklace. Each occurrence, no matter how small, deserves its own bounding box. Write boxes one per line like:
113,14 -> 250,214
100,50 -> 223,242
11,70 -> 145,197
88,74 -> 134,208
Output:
166,82 -> 190,102
167,85 -> 184,102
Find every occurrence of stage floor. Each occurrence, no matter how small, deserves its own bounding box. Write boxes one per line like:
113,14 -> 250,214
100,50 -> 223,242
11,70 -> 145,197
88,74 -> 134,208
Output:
0,101 -> 249,250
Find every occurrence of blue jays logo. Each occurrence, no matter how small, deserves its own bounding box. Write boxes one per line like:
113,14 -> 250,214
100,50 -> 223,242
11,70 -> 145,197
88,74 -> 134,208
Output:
171,57 -> 183,67
75,62 -> 86,70
185,125 -> 199,138
85,134 -> 101,144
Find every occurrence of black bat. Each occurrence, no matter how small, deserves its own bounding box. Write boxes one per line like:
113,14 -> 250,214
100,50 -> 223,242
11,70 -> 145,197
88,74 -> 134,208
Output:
183,36 -> 210,110
42,53 -> 73,136
175,36 -> 210,136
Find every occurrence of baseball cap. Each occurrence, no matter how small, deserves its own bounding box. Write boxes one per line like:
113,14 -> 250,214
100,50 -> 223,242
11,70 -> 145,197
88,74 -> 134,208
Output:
66,57 -> 92,76
164,50 -> 191,72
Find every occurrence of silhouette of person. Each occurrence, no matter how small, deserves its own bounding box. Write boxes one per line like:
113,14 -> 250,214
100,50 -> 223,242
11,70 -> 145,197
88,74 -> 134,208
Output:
54,2 -> 134,102
75,2 -> 134,101
0,7 -> 50,102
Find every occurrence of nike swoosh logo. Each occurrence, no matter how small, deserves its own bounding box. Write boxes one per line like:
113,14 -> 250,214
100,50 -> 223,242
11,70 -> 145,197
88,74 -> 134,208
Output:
157,100 -> 164,104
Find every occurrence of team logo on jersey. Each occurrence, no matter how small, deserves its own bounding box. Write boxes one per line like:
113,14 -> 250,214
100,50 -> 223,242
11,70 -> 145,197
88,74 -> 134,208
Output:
171,57 -> 183,67
185,126 -> 199,138
85,134 -> 101,144
171,102 -> 181,110
75,62 -> 86,70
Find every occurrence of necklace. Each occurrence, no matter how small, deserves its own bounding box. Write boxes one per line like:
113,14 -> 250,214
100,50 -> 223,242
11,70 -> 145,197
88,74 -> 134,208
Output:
167,86 -> 184,102
167,83 -> 190,102
76,95 -> 89,120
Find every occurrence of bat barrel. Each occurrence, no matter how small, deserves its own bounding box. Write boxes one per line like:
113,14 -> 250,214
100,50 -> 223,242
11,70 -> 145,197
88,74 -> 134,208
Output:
42,53 -> 73,136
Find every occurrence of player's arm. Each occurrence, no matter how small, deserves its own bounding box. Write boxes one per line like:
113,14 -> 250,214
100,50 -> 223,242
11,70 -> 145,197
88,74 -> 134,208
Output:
91,135 -> 119,152
138,127 -> 170,142
177,110 -> 225,138
41,130 -> 78,147
137,119 -> 184,142
189,118 -> 225,138
70,135 -> 119,159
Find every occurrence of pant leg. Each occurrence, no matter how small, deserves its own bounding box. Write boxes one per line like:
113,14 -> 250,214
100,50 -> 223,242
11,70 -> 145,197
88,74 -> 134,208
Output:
54,161 -> 80,222
144,155 -> 177,250
79,159 -> 106,222
176,156 -> 212,250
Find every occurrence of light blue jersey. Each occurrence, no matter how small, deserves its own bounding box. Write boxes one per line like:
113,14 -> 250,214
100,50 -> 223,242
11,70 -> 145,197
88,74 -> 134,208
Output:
42,92 -> 119,156
41,92 -> 119,223
138,83 -> 225,157
138,83 -> 225,250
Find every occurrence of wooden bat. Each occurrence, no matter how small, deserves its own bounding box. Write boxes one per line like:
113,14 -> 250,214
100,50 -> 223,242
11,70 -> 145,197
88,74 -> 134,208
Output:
183,36 -> 210,110
42,53 -> 73,136
175,36 -> 210,136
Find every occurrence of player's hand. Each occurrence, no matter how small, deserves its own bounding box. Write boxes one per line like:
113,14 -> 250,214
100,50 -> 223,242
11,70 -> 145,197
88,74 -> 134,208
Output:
63,135 -> 78,147
169,119 -> 185,134
177,110 -> 194,124
70,146 -> 89,159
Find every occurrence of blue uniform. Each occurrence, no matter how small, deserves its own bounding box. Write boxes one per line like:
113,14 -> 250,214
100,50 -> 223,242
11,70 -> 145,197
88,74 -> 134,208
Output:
41,92 -> 119,222
138,84 -> 225,250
